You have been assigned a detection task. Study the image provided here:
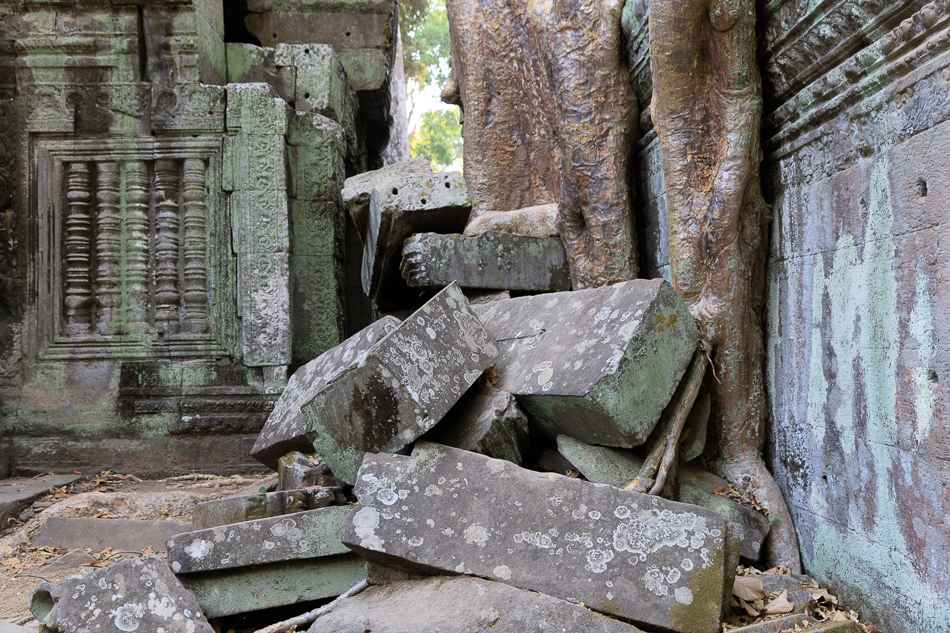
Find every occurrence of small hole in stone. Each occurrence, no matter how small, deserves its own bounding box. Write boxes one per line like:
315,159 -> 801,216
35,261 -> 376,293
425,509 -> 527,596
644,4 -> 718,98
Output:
392,187 -> 399,195
304,92 -> 311,99
444,182 -> 450,188
272,33 -> 277,38
304,48 -> 310,54
918,178 -> 928,197
929,369 -> 938,382
345,31 -> 352,37
421,198 -> 427,205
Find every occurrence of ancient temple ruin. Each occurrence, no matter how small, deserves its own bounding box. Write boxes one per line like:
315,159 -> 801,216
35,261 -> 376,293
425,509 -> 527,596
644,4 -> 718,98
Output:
0,1 -> 948,632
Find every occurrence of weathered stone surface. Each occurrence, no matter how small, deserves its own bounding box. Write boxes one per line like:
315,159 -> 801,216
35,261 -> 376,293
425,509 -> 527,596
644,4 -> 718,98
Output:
313,576 -> 647,632
225,82 -> 290,137
305,284 -> 498,484
464,289 -> 510,305
191,486 -> 336,530
361,171 -> 471,300
343,442 -> 736,633
472,279 -> 698,447
275,44 -> 356,133
239,252 -> 292,367
729,615 -> 819,633
556,435 -> 770,561
752,574 -> 815,613
179,554 -> 366,618
0,475 -> 81,527
31,556 -> 213,633
463,203 -> 560,238
251,316 -> 402,469
400,232 -> 571,292
343,157 -> 433,235
423,385 -> 529,466
226,43 -> 296,103
246,11 -> 395,52
32,517 -> 190,553
169,505 -> 351,574
277,451 -> 338,490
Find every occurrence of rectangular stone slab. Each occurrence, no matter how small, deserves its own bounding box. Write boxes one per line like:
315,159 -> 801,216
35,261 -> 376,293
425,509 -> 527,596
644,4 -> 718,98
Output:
191,487 -> 337,530
555,435 -> 771,562
314,576 -> 647,632
250,315 -> 401,469
304,283 -> 498,484
343,442 -> 735,633
0,475 -> 81,526
168,505 -> 351,574
401,232 -> 571,292
179,555 -> 366,618
32,517 -> 190,552
472,279 -> 698,447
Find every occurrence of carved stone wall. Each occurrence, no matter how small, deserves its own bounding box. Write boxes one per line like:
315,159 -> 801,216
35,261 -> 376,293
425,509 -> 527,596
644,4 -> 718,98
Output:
624,1 -> 950,630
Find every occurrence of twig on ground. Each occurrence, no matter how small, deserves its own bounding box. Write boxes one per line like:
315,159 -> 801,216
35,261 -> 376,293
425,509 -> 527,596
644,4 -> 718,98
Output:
253,580 -> 369,633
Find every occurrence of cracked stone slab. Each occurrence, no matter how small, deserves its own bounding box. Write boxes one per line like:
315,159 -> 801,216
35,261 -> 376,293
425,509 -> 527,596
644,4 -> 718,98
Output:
472,279 -> 698,447
31,556 -> 213,633
303,283 -> 498,484
342,442 -> 738,633
312,576 -> 648,632
556,435 -> 771,561
423,385 -> 530,466
168,505 -> 351,574
191,486 -> 337,530
250,316 -> 402,469
401,232 -> 571,292
32,517 -> 190,553
0,475 -> 82,527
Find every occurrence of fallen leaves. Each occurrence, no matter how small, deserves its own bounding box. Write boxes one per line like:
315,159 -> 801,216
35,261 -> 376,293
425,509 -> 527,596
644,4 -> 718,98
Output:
733,576 -> 766,601
712,484 -> 771,517
763,590 -> 794,615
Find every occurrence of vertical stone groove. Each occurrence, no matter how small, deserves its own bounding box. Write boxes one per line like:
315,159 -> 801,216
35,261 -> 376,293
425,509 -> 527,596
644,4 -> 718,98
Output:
94,161 -> 122,335
181,158 -> 210,333
64,162 -> 94,336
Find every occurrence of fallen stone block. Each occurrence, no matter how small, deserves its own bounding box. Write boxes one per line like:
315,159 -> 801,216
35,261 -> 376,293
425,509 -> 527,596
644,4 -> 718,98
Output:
191,486 -> 337,530
472,279 -> 698,447
31,556 -> 213,633
304,283 -> 498,484
343,442 -> 738,633
40,549 -> 98,575
556,435 -> 770,561
168,505 -> 351,574
277,451 -> 339,490
313,576 -> 647,632
275,44 -> 357,133
250,315 -> 402,469
32,517 -> 190,553
343,157 -> 433,236
423,385 -> 530,466
750,574 -> 816,613
401,232 -> 571,292
0,475 -> 82,527
179,555 -> 366,618
360,171 -> 471,301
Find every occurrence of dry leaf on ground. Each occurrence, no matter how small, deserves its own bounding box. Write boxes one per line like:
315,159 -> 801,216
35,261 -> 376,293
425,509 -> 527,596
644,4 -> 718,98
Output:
763,590 -> 794,615
733,576 -> 766,601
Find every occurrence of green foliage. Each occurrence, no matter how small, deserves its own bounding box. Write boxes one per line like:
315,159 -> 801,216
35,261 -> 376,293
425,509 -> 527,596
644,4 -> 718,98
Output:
410,108 -> 463,170
400,0 -> 451,96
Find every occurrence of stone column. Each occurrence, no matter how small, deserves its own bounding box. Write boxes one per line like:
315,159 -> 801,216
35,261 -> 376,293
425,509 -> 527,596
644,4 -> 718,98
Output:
63,162 -> 94,337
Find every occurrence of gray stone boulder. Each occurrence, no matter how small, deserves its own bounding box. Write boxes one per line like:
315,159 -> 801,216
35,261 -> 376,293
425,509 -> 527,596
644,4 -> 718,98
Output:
304,283 -> 498,484
311,576 -> 648,632
343,157 -> 433,235
472,279 -> 698,447
31,556 -> 213,633
251,315 -> 401,469
342,442 -> 739,633
277,451 -> 338,490
556,434 -> 771,561
400,232 -> 571,292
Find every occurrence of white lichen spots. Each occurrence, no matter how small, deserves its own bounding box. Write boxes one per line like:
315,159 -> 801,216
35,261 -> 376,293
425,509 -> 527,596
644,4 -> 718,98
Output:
538,368 -> 554,384
113,603 -> 144,631
171,561 -> 181,573
514,531 -> 555,548
184,540 -> 212,559
464,524 -> 490,547
675,586 -> 694,605
486,459 -> 506,474
585,548 -> 615,573
426,519 -> 435,527
666,568 -> 681,583
680,558 -> 693,571
549,492 -> 563,505
642,566 -> 669,596
573,360 -> 583,370
353,506 -> 384,551
455,562 -> 467,573
147,594 -> 176,619
612,508 -> 712,559
263,541 -> 275,550
572,505 -> 588,520
700,548 -> 712,568
443,528 -> 455,536
493,564 -> 512,580
426,326 -> 437,339
377,487 -> 399,505
408,536 -> 424,546
615,506 -> 631,519
270,518 -> 301,540
589,511 -> 601,520
425,485 -> 443,496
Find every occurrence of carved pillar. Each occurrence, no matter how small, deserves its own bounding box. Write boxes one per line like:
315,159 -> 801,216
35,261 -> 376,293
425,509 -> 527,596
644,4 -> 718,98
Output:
64,162 -> 94,336
94,162 -> 121,335
153,158 -> 181,334
180,158 -> 210,333
124,161 -> 150,333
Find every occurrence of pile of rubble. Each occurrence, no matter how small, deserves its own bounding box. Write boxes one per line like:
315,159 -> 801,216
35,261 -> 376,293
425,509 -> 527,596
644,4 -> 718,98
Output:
25,167 -> 865,633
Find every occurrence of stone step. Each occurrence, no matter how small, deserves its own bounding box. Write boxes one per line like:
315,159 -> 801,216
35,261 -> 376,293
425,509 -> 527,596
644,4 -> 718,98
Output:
31,517 -> 190,553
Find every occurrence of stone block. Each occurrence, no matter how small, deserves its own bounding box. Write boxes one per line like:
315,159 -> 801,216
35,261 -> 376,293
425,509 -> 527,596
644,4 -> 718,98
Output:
239,253 -> 291,367
31,556 -> 213,633
343,157 -> 432,235
223,133 -> 288,195
230,190 -> 290,253
251,316 -> 402,469
343,442 -> 736,633
179,554 -> 366,618
277,451 -> 339,490
752,574 -> 816,613
0,475 -> 81,527
168,505 -> 352,574
423,385 -> 530,466
472,279 -> 698,447
226,82 -> 290,136
287,113 -> 346,201
361,171 -> 471,298
336,48 -> 391,91
313,576 -> 647,632
275,44 -> 357,134
401,231 -> 571,292
556,435 -> 771,561
32,517 -> 190,552
226,43 -> 296,103
191,486 -> 337,530
304,283 -> 498,484
246,12 -> 395,51
292,253 -> 345,364
727,615 -> 835,633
